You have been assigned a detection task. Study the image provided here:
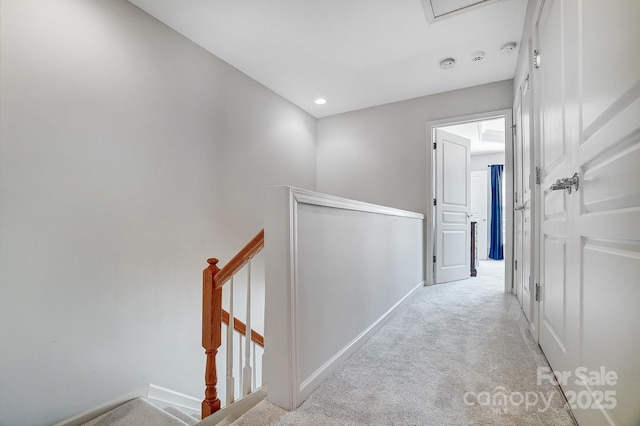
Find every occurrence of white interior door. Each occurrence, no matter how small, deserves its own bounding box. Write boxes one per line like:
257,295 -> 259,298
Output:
537,0 -> 576,381
434,129 -> 471,284
513,102 -> 525,307
520,72 -> 533,330
536,0 -> 640,424
514,73 -> 533,325
470,170 -> 488,260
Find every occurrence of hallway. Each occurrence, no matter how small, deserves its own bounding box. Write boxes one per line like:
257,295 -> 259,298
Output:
273,260 -> 576,425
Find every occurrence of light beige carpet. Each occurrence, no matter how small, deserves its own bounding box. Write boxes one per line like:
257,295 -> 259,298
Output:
271,260 -> 576,425
82,398 -> 191,426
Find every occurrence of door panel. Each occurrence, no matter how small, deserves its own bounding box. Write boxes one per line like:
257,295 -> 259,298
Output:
537,0 -> 573,376
515,60 -> 535,329
542,236 -> 565,345
535,0 -> 640,424
539,0 -> 565,172
521,73 -> 533,326
435,129 -> 471,284
514,104 -> 524,306
582,0 -> 640,130
583,240 -> 640,426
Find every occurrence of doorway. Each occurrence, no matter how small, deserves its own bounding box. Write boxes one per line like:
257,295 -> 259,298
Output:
426,109 -> 513,293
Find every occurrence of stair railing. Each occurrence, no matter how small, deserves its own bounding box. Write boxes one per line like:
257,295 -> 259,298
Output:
202,229 -> 265,418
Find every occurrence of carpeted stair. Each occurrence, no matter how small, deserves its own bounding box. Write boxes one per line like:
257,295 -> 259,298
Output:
79,396 -> 286,426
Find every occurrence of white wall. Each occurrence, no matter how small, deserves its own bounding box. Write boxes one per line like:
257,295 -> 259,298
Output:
316,81 -> 513,215
0,1 -> 315,425
264,187 -> 424,410
471,153 -> 505,172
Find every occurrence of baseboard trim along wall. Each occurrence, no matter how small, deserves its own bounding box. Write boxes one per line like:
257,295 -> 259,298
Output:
53,387 -> 149,426
53,383 -> 201,426
299,280 -> 425,400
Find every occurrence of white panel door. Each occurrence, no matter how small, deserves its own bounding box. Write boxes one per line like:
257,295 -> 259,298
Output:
537,0 -> 576,381
435,129 -> 471,284
520,71 -> 534,332
576,0 -> 640,423
536,0 -> 640,424
514,71 -> 534,326
470,170 -> 488,260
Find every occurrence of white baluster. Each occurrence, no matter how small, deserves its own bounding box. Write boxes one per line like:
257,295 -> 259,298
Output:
262,351 -> 267,387
243,259 -> 253,396
237,332 -> 243,401
226,276 -> 235,405
252,342 -> 257,390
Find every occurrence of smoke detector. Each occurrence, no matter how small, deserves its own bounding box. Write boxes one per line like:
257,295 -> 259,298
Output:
440,58 -> 456,70
500,42 -> 517,53
470,51 -> 485,62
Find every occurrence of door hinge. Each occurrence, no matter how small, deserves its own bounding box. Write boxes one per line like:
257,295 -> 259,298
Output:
515,192 -> 518,203
533,50 -> 541,69
433,199 -> 437,206
535,167 -> 541,185
515,260 -> 518,271
433,142 -> 437,149
433,255 -> 436,263
535,282 -> 540,302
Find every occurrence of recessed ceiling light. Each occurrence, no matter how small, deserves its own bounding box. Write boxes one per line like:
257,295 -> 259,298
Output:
439,58 -> 455,70
500,42 -> 517,53
314,98 -> 327,105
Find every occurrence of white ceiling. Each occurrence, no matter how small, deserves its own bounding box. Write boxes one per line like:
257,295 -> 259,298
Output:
440,118 -> 506,154
128,0 -> 528,118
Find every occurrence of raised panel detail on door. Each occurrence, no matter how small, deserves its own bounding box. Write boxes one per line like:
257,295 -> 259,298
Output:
539,0 -> 565,172
583,239 -> 640,426
442,211 -> 467,224
442,142 -> 467,205
582,127 -> 640,214
582,0 -> 640,131
442,231 -> 466,267
542,237 -> 566,348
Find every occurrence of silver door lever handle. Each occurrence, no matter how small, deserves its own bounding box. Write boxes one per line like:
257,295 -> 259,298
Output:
549,172 -> 579,194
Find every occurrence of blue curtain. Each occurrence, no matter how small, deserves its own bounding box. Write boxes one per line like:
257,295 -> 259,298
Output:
489,164 -> 504,260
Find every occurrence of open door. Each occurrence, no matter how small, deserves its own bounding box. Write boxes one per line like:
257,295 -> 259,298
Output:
434,129 -> 471,284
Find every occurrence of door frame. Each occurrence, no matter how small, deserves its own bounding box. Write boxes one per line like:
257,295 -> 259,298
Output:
426,108 -> 514,293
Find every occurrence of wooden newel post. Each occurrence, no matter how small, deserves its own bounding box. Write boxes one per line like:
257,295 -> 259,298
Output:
202,258 -> 222,418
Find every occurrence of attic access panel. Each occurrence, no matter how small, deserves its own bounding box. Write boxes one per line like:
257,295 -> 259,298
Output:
422,0 -> 499,22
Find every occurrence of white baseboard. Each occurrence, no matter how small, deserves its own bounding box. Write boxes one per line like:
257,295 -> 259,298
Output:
53,387 -> 148,426
53,383 -> 201,425
146,383 -> 201,414
197,388 -> 267,426
298,281 -> 424,402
